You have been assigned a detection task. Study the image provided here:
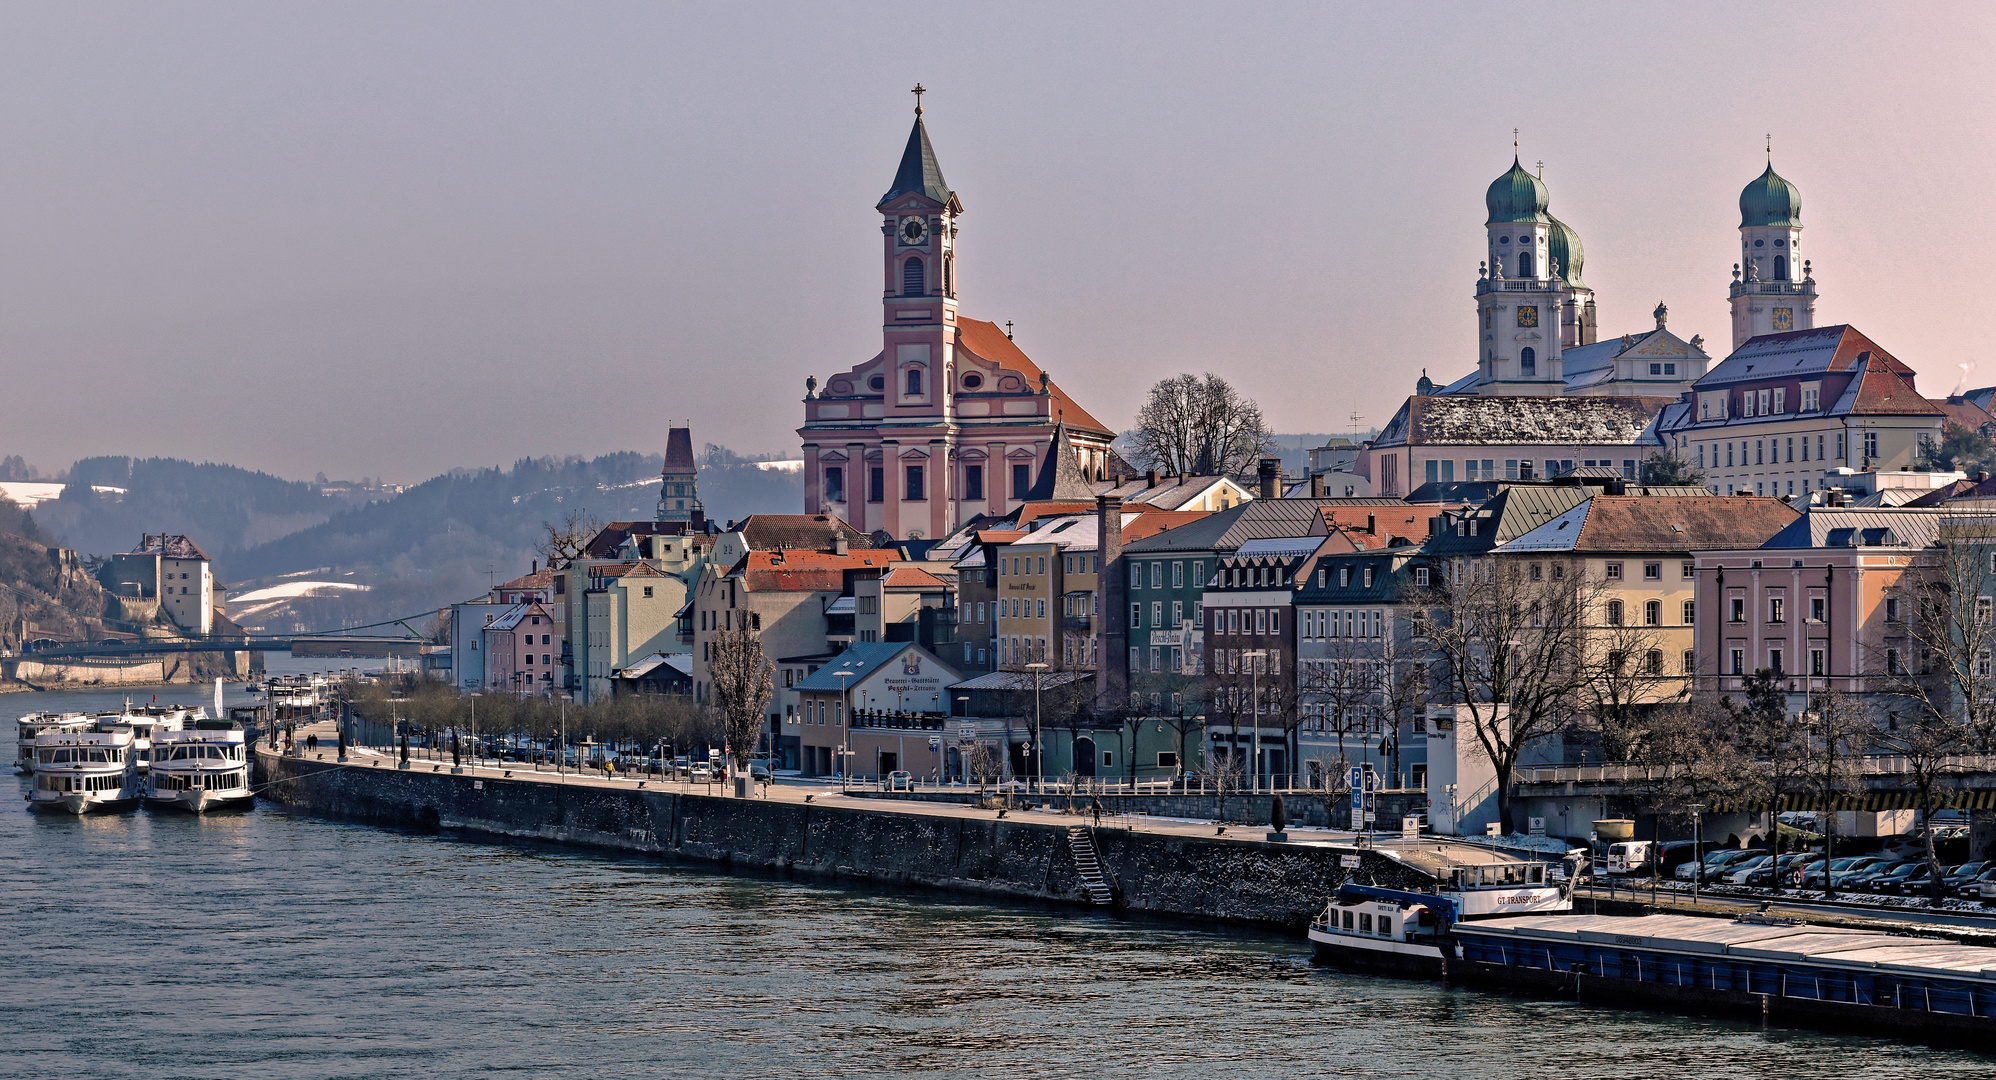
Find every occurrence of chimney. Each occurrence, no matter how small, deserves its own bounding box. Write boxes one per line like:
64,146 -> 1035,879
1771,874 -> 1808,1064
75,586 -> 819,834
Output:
531,559 -> 537,574
833,534 -> 849,556
1146,468 -> 1158,489
1367,514 -> 1376,536
1096,494 -> 1126,704
1979,472 -> 1990,483
1258,457 -> 1281,500
1309,473 -> 1325,498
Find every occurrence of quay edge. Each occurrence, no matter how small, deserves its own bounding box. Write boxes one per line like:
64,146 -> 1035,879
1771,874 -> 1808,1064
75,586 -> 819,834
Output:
255,750 -> 1434,927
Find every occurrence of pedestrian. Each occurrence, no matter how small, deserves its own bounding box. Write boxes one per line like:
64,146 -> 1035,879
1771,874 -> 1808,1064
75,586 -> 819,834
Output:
1091,795 -> 1103,828
306,733 -> 318,752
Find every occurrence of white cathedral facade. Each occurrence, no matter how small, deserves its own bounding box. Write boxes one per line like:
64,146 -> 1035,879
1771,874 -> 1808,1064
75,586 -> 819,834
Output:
1424,154 -> 1818,400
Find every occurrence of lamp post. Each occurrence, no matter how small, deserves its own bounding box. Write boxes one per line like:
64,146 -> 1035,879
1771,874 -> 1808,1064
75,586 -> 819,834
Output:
1024,662 -> 1049,793
833,669 -> 855,791
1689,803 -> 1706,905
468,692 -> 481,773
1444,782 -> 1459,836
1242,650 -> 1267,794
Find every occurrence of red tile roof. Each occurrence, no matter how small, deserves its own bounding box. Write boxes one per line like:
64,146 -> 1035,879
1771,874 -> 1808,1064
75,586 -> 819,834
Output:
1848,359 -> 1944,416
734,549 -> 891,592
955,319 -> 1113,436
1572,495 -> 1799,551
1119,509 -> 1210,543
882,566 -> 948,589
1933,397 -> 1996,433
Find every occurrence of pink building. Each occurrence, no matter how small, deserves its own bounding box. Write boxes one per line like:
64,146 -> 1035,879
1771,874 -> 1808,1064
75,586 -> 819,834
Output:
798,96 -> 1115,541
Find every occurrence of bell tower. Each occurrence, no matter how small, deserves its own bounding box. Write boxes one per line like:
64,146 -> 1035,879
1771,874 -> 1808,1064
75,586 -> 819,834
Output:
1730,143 -> 1816,349
877,84 -> 962,424
1473,138 -> 1565,395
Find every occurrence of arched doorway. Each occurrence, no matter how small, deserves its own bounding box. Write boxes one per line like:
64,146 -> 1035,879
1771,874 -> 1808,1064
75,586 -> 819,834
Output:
1074,736 -> 1098,777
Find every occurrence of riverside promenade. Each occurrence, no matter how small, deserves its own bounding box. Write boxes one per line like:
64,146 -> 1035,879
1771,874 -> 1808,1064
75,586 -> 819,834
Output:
255,715 -> 1456,928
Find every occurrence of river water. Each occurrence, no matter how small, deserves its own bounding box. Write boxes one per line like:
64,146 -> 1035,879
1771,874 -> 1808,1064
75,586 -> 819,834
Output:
7,680 -> 1996,1078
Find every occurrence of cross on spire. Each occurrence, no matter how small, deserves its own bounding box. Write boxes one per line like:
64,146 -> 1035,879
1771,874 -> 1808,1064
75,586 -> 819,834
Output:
1536,159 -> 1544,179
912,83 -> 926,116
1766,133 -> 1772,161
1513,128 -> 1519,156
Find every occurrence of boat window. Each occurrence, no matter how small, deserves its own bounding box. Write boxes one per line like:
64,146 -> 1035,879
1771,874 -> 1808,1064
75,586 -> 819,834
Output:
1342,910 -> 1354,930
1359,913 -> 1372,933
1378,917 -> 1393,938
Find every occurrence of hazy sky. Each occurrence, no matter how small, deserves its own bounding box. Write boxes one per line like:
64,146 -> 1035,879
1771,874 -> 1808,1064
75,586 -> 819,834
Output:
0,2 -> 1990,483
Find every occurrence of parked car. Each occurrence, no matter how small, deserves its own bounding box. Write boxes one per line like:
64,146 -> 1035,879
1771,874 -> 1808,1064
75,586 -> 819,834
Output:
1800,856 -> 1873,889
1868,863 -> 1933,893
690,763 -> 713,782
1743,853 -> 1817,888
1844,860 -> 1915,891
1957,867 -> 1996,898
882,770 -> 914,791
749,761 -> 773,781
1868,858 -> 1932,894
1942,861 -> 1990,889
1676,848 -> 1756,883
1810,856 -> 1888,889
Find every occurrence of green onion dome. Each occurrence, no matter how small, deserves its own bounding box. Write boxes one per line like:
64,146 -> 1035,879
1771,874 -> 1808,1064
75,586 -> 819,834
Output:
1485,156 -> 1549,225
1547,214 -> 1584,287
1739,162 -> 1801,228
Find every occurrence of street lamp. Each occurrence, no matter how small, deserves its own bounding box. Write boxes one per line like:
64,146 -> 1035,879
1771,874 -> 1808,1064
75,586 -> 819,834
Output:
833,669 -> 855,790
468,692 -> 482,773
1688,803 -> 1706,905
1242,650 -> 1268,794
1024,662 -> 1049,793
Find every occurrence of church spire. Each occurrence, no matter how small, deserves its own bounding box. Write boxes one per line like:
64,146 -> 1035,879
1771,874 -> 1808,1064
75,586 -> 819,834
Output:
881,85 -> 955,208
657,426 -> 702,524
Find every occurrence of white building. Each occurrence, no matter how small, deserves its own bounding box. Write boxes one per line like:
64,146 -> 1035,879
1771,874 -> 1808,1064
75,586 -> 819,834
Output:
108,534 -> 215,636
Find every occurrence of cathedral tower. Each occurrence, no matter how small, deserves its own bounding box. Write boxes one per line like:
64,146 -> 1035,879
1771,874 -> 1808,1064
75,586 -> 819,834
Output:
1473,153 -> 1566,395
657,426 -> 701,523
877,85 -> 962,428
1730,155 -> 1816,348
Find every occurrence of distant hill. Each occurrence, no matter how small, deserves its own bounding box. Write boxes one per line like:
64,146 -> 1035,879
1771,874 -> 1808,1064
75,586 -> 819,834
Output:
38,456 -> 342,560
0,500 -> 179,655
221,447 -> 802,633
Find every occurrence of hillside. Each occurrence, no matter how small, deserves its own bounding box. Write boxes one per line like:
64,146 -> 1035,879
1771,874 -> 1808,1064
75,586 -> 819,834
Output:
0,501 -> 177,653
37,456 -> 346,559
221,448 -> 802,633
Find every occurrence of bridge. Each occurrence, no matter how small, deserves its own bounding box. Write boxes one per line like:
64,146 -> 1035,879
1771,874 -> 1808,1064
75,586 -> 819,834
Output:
20,635 -> 426,660
1515,756 -> 1996,810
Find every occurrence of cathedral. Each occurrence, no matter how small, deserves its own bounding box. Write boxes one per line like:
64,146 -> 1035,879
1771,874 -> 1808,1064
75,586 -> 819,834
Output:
798,94 -> 1117,541
1424,151 -> 1818,399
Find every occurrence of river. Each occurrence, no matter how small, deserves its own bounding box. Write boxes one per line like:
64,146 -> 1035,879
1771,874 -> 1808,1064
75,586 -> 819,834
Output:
6,678 -> 1995,1078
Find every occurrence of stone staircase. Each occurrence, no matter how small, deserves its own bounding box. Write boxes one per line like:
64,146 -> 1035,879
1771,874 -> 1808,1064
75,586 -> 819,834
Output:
1067,827 -> 1113,906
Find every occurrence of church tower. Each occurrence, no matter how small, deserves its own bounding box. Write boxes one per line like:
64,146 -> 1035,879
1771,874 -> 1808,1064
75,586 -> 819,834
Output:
1729,153 -> 1816,349
1473,151 -> 1567,395
877,85 -> 962,429
656,426 -> 701,524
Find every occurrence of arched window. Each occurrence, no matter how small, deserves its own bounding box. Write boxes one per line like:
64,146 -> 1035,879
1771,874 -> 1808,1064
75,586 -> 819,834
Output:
906,368 -> 923,396
943,254 -> 952,295
1519,347 -> 1537,376
1774,254 -> 1787,279
1518,251 -> 1535,278
1645,600 -> 1662,626
903,257 -> 924,296
1606,599 -> 1624,626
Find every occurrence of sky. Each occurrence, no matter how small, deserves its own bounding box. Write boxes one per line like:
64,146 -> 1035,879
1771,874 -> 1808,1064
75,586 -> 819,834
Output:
0,2 -> 1990,484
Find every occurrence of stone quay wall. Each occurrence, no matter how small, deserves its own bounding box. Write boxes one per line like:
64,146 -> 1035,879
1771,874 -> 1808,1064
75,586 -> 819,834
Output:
841,788 -> 1427,830
259,753 -> 1433,927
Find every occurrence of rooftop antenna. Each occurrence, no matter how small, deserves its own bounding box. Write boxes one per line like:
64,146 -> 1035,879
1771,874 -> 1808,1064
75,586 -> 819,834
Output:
1349,409 -> 1363,445
912,83 -> 926,116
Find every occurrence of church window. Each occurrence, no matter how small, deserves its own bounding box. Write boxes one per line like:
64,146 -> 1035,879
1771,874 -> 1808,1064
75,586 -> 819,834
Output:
1517,251 -> 1535,277
1774,255 -> 1787,279
1754,239 -> 1765,247
869,375 -> 885,391
1519,347 -> 1536,375
964,464 -> 983,501
1498,236 -> 1510,244
824,467 -> 845,503
905,465 -> 925,500
1012,463 -> 1031,499
906,368 -> 923,395
962,373 -> 982,390
943,254 -> 953,295
1775,239 -> 1786,247
869,467 -> 885,502
1650,363 -> 1663,375
1665,363 -> 1676,375
902,256 -> 924,296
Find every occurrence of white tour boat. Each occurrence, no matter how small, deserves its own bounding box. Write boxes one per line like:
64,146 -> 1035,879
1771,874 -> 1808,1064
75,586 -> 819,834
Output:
15,712 -> 91,774
26,729 -> 140,814
1308,844 -> 1575,974
145,725 -> 254,813
93,707 -> 195,775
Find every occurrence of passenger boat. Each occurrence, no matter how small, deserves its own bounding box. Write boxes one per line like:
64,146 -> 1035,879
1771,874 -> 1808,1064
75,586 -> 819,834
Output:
145,724 -> 253,813
1308,849 -> 1572,974
15,712 -> 90,774
92,707 -> 194,775
26,729 -> 139,814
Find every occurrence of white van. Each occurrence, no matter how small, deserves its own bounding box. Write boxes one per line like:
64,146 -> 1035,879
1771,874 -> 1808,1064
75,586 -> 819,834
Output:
1603,840 -> 1653,875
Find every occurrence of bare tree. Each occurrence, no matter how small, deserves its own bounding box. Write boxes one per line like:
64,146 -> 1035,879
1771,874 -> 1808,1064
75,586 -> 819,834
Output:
1798,691 -> 1874,897
1123,372 -> 1276,479
1196,746 -> 1244,821
961,740 -> 1003,793
1875,509 -> 1996,746
1583,620 -> 1685,759
1411,555 -> 1598,832
708,627 -> 774,780
538,509 -> 604,571
1297,634 -> 1381,792
1723,670 -> 1809,853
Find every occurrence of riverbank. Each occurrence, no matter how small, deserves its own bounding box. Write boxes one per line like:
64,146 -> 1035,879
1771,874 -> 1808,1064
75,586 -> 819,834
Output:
257,743 -> 1437,928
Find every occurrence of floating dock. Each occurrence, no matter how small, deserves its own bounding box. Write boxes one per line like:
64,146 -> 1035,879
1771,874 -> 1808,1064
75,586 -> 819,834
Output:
1454,912 -> 1996,1040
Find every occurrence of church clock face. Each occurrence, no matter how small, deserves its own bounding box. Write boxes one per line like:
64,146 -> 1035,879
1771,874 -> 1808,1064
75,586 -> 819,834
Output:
899,216 -> 928,245
1516,305 -> 1539,328
1772,307 -> 1794,332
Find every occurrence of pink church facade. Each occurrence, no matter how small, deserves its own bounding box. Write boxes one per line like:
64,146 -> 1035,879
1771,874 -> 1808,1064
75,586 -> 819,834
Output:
798,101 -> 1115,541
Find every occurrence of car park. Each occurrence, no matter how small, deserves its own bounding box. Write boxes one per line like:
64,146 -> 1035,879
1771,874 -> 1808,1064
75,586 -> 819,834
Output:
1743,853 -> 1817,888
1866,863 -> 1931,893
1802,856 -> 1880,889
1957,867 -> 1996,898
1723,855 -> 1775,885
1942,861 -> 1990,889
1676,848 -> 1756,883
